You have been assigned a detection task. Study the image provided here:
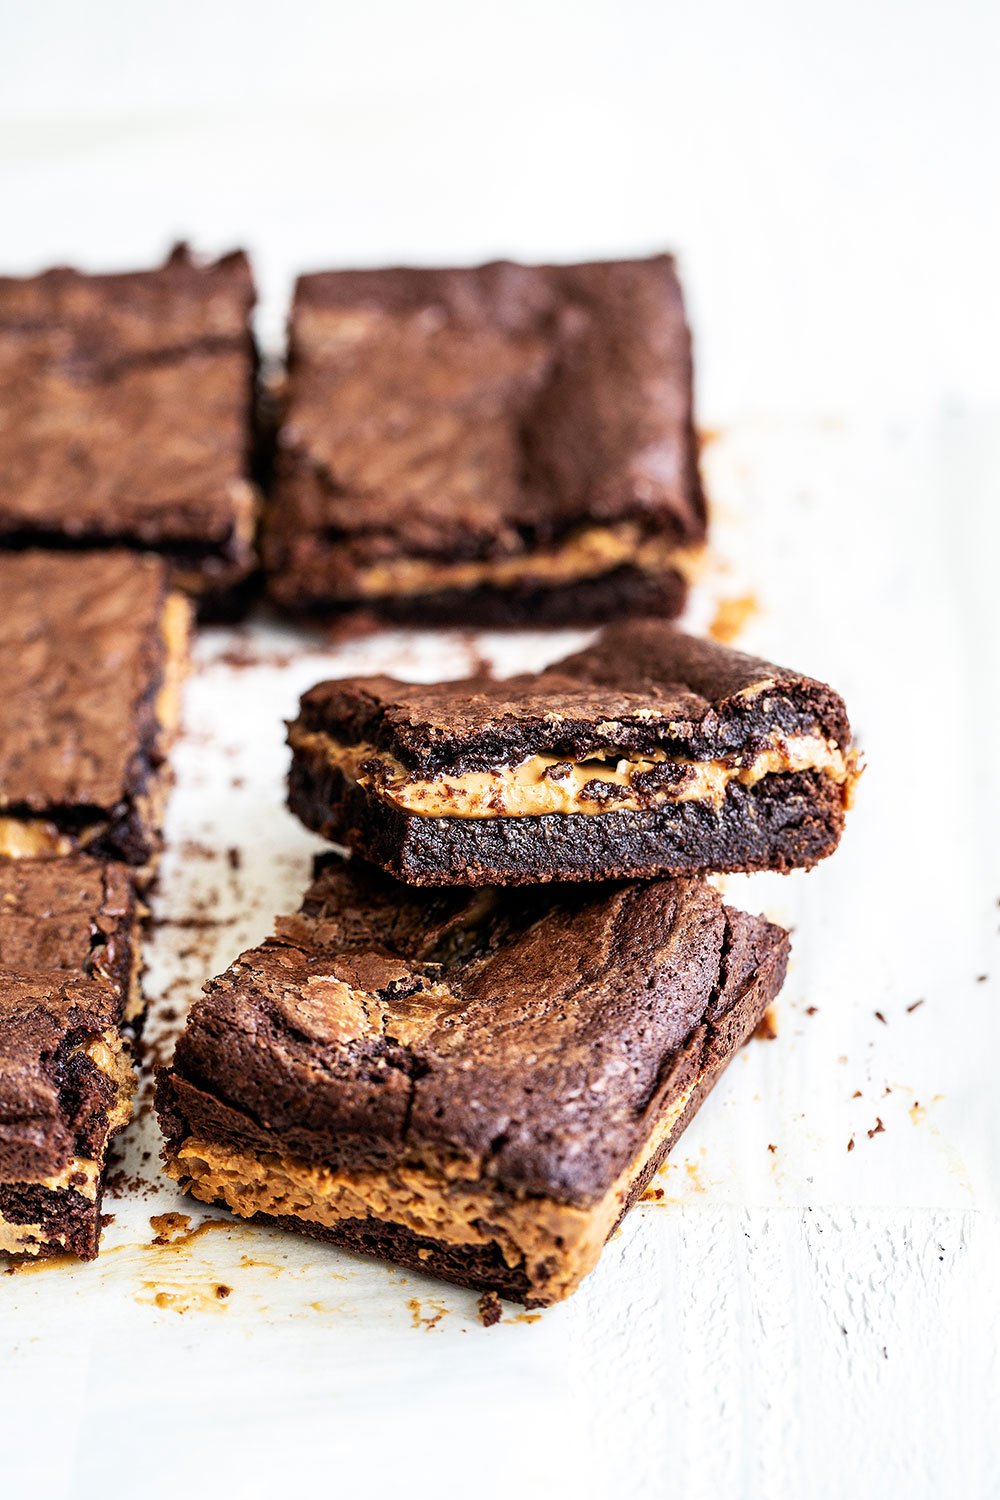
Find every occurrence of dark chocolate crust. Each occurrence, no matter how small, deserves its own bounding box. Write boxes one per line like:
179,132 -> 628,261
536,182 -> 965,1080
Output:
158,856 -> 789,1206
0,244 -> 258,603
0,550 -> 186,867
264,255 -> 704,620
287,619 -> 854,883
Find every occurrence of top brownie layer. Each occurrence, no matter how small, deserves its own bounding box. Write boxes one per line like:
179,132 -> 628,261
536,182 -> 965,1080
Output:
0,550 -> 190,866
295,621 -> 852,777
266,256 -> 704,611
161,856 -> 787,1207
0,245 -> 257,596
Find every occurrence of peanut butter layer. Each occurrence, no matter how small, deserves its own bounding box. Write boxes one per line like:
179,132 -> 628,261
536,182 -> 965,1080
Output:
353,526 -> 702,600
290,726 -> 858,819
167,1084 -> 693,1306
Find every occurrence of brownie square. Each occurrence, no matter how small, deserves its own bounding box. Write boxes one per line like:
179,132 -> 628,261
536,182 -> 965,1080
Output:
0,244 -> 258,610
157,856 -> 789,1305
0,550 -> 192,878
287,619 -> 860,886
0,857 -> 140,1260
264,256 -> 705,623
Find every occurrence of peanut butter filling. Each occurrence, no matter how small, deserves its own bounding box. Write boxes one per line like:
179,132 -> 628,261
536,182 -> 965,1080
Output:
167,1082 -> 693,1304
291,726 -> 858,820
353,524 -> 703,600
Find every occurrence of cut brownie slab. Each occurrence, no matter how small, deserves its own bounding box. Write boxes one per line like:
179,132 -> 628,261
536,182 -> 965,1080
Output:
0,244 -> 258,610
287,620 -> 860,886
264,256 -> 705,624
157,856 -> 788,1306
0,551 -> 192,879
0,857 -> 140,1260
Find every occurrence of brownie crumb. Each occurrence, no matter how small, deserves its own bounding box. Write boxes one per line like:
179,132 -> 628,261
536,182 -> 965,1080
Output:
477,1292 -> 502,1328
227,847 -> 242,871
754,1005 -> 779,1041
215,1284 -> 232,1300
847,1136 -> 855,1152
805,1005 -> 819,1016
767,1143 -> 777,1154
874,1010 -> 887,1024
867,1117 -> 885,1139
906,999 -> 926,1013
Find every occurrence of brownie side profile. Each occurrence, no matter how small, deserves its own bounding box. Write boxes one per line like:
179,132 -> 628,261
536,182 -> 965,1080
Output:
263,256 -> 705,623
157,857 -> 789,1304
0,551 -> 192,877
0,244 -> 259,610
0,858 -> 140,1261
286,620 -> 859,885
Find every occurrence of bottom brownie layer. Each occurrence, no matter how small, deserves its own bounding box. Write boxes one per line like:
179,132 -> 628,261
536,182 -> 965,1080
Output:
288,763 -> 846,886
269,562 -> 687,628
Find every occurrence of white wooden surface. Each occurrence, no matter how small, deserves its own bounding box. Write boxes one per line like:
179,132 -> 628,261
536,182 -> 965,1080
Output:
1,5 -> 998,1496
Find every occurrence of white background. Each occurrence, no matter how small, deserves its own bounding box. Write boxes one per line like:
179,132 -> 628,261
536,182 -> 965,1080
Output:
1,5 -> 998,1497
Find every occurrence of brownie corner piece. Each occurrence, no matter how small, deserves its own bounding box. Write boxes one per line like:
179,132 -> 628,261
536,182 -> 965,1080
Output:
263,254 -> 705,623
286,620 -> 859,886
0,550 -> 192,878
0,244 -> 259,608
157,858 -> 788,1305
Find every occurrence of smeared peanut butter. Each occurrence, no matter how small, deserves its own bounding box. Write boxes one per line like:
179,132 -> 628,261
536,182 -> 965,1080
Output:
291,727 -> 858,820
354,524 -> 703,600
166,1085 -> 693,1305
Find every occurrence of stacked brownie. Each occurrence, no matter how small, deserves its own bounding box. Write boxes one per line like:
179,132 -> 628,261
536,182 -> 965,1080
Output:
158,632 -> 857,1304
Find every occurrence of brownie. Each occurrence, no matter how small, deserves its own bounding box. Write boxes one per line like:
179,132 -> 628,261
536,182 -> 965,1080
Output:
287,619 -> 860,886
0,244 -> 258,611
263,256 -> 705,623
0,857 -> 140,1260
157,855 -> 789,1306
0,551 -> 192,878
